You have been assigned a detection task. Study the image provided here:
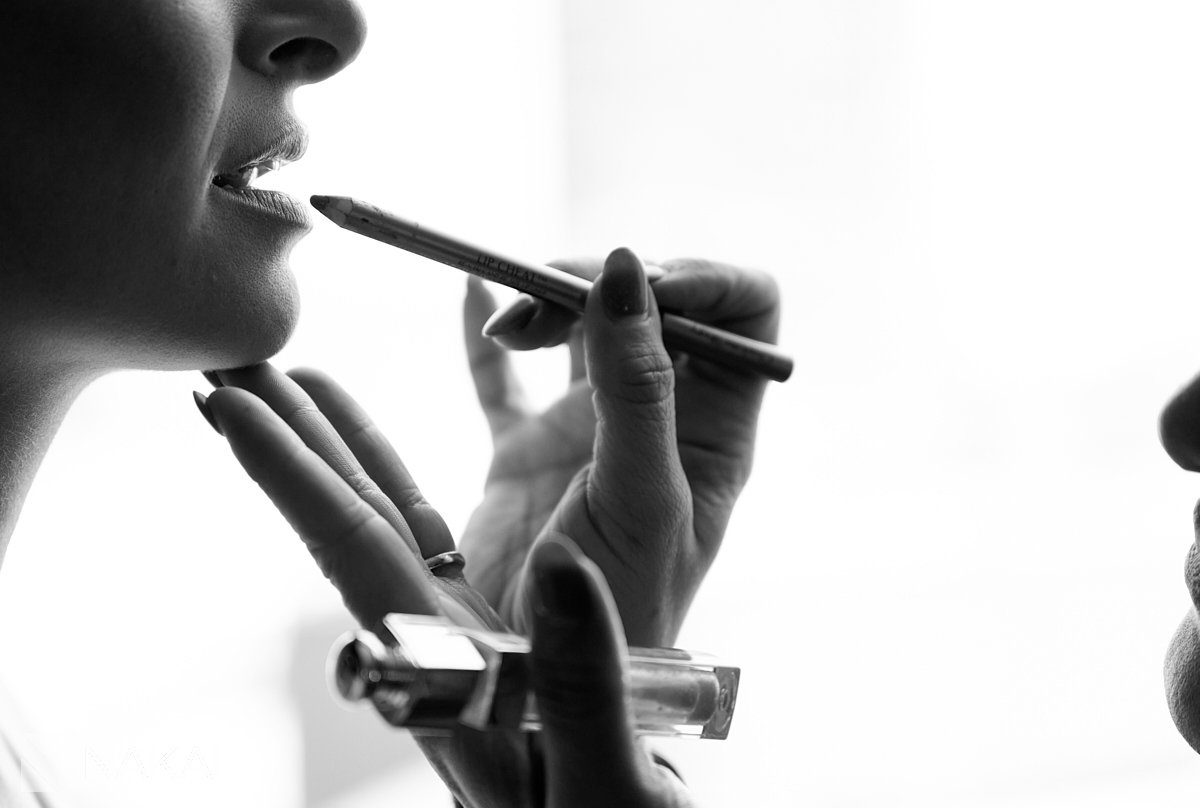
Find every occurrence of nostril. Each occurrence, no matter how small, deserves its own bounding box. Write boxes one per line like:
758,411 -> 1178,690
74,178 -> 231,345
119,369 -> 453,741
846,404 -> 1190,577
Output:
270,37 -> 339,79
239,0 -> 366,84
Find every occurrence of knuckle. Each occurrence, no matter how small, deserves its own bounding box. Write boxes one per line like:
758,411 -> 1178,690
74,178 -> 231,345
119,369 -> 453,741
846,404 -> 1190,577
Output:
342,468 -> 377,500
280,399 -> 324,426
604,346 -> 675,406
586,474 -> 692,552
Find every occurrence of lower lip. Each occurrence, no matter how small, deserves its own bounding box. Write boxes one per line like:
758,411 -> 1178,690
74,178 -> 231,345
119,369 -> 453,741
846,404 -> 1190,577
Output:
215,186 -> 311,230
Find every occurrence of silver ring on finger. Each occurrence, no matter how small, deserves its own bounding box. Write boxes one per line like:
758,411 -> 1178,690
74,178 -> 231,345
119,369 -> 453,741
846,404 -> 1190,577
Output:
424,550 -> 466,574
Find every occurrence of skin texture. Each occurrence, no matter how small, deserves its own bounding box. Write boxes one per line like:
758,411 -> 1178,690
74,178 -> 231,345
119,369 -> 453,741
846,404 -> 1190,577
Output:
460,257 -> 779,647
203,249 -> 779,806
1159,376 -> 1200,753
0,0 -> 365,562
0,0 -> 366,373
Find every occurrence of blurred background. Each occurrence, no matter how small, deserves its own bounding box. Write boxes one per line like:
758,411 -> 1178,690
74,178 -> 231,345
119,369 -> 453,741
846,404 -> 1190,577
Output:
2,0 -> 1200,804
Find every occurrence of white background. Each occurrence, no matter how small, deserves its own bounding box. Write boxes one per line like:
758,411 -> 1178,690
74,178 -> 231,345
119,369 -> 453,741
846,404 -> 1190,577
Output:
2,1 -> 1200,805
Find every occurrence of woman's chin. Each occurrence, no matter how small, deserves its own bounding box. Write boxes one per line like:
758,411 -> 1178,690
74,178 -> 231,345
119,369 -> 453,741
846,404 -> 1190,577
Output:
202,235 -> 305,369
196,286 -> 301,371
215,306 -> 299,370
120,274 -> 303,374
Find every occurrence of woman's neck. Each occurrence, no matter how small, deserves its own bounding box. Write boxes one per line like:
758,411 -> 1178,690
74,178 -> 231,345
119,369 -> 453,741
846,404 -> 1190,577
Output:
0,355 -> 92,569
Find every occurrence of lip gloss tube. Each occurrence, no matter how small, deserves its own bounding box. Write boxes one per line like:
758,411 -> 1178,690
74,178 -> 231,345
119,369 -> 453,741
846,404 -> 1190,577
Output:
331,613 -> 740,740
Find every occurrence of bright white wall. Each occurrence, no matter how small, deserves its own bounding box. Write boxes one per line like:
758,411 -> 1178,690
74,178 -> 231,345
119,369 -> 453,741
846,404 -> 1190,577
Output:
562,1 -> 1200,806
2,2 -> 1200,807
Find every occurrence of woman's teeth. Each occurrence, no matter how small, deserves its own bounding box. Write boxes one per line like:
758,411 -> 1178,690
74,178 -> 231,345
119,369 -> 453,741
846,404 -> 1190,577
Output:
213,159 -> 283,190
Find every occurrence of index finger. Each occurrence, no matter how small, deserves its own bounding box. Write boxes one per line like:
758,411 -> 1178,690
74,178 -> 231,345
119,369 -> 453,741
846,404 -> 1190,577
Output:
463,277 -> 531,437
215,363 -> 425,557
484,258 -> 671,352
484,258 -> 602,351
206,387 -> 440,628
287,367 -> 457,557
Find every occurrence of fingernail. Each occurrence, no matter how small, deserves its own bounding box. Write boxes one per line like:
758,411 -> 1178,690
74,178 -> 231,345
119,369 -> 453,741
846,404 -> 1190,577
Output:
482,295 -> 539,337
644,263 -> 666,282
192,391 -> 223,435
201,370 -> 223,388
601,247 -> 648,321
532,538 -> 590,621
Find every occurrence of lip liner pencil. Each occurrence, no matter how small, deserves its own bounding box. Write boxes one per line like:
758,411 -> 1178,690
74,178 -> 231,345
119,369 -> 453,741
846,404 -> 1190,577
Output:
310,195 -> 793,383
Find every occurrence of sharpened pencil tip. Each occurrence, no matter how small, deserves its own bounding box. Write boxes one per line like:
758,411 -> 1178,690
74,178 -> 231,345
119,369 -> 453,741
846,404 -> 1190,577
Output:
310,194 -> 348,225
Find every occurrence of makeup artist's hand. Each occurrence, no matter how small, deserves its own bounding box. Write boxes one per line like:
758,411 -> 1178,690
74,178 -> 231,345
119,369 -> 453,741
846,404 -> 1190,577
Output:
198,363 -> 693,807
461,249 -> 779,645
1158,376 -> 1200,753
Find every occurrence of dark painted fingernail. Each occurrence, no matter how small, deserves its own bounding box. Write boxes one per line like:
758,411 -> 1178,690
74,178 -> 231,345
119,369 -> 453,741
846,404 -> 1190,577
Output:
532,538 -> 590,621
201,370 -> 223,388
601,247 -> 648,321
482,295 -> 539,337
192,391 -> 223,435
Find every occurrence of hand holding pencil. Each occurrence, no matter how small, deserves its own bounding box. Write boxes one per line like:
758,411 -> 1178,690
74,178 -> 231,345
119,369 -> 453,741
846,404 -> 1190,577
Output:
305,189 -> 782,643
458,247 -> 779,646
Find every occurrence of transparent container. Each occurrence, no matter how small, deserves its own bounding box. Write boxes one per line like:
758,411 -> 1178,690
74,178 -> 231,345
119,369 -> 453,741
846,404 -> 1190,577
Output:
332,613 -> 739,740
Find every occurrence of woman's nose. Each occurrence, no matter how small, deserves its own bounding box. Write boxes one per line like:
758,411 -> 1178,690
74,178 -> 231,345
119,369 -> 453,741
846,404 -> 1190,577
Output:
1161,372 -> 1200,472
238,0 -> 368,85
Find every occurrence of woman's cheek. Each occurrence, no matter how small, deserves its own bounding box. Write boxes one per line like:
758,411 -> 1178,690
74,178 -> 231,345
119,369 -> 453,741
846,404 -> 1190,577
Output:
0,0 -> 231,276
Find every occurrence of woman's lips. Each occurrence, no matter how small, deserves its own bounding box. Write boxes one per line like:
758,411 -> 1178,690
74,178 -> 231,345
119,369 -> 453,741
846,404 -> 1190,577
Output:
213,184 -> 311,230
211,123 -> 311,229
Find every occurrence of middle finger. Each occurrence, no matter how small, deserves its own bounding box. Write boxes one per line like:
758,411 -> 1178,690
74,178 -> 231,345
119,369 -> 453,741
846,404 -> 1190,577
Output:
205,386 -> 440,627
287,367 -> 457,557
215,363 -> 424,557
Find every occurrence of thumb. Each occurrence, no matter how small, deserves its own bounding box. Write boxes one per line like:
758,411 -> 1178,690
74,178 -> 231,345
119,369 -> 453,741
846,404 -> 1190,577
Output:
529,536 -> 648,807
584,248 -> 689,535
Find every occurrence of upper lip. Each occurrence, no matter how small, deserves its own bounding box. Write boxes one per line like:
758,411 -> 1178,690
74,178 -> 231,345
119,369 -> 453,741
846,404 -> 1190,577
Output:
216,123 -> 309,177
